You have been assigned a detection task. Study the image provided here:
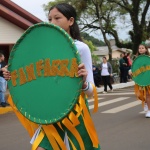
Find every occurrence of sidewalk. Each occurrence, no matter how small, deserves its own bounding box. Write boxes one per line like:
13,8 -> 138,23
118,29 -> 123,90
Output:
0,81 -> 135,115
0,90 -> 12,115
97,81 -> 135,93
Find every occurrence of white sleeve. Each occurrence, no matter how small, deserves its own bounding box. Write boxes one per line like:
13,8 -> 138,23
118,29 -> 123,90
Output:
78,43 -> 94,97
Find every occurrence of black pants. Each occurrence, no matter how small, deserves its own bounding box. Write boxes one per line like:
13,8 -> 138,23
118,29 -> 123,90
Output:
102,75 -> 113,92
93,74 -> 102,87
120,67 -> 128,83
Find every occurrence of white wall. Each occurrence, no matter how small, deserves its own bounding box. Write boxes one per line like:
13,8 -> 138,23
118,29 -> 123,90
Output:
0,17 -> 24,44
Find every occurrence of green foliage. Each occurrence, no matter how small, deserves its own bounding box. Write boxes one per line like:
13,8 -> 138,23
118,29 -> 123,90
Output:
43,0 -> 89,17
81,32 -> 106,46
83,39 -> 100,64
84,39 -> 96,52
108,0 -> 150,54
109,58 -> 119,74
43,0 -> 150,55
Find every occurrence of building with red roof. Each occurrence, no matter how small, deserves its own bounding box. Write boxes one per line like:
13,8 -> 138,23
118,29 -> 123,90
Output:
0,0 -> 42,61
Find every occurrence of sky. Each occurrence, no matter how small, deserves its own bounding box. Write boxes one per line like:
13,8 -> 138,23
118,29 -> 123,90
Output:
11,0 -> 130,41
11,0 -> 51,21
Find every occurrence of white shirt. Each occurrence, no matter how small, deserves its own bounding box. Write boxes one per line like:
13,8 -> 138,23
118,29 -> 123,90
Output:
101,63 -> 109,76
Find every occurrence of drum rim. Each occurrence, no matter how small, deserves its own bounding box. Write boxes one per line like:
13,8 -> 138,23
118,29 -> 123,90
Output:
131,55 -> 150,87
8,23 -> 82,124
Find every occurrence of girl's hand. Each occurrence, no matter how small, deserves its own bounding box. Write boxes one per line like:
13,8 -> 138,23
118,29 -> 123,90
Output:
1,66 -> 11,80
78,63 -> 88,89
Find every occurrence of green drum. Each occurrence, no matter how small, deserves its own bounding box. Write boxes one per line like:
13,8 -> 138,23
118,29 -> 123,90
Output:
131,55 -> 150,86
8,23 -> 82,125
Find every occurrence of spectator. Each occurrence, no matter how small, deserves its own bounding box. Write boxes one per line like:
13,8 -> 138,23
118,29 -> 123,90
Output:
123,52 -> 130,82
100,57 -> 113,93
92,65 -> 101,87
127,52 -> 132,67
123,52 -> 129,66
0,53 -> 8,107
127,52 -> 132,80
119,53 -> 128,83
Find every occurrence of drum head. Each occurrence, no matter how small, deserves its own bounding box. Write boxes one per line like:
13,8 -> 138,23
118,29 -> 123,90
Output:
131,55 -> 150,86
8,23 -> 82,124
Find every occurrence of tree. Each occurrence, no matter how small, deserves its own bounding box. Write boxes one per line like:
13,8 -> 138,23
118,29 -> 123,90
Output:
108,0 -> 150,54
77,0 -> 150,54
43,0 -> 117,60
43,0 -> 150,56
83,39 -> 100,64
81,32 -> 106,46
78,0 -> 119,60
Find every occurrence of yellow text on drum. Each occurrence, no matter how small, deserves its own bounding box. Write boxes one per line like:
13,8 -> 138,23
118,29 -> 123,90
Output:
132,65 -> 150,77
10,58 -> 78,86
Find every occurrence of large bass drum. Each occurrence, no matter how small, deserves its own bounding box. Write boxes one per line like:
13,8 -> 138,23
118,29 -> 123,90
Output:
8,23 -> 82,125
131,55 -> 150,87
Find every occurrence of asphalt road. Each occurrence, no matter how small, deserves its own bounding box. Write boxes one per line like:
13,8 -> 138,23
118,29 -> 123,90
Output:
1,86 -> 150,150
91,86 -> 150,150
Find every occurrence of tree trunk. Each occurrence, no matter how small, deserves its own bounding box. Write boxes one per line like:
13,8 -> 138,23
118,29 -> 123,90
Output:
132,32 -> 142,54
102,32 -> 112,61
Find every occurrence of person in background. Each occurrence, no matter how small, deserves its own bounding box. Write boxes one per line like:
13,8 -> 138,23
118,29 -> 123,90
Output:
0,53 -> 8,107
119,53 -> 124,83
100,56 -> 113,93
123,52 -> 128,65
129,43 -> 150,118
93,64 -> 101,87
119,53 -> 128,83
123,52 -> 129,82
127,52 -> 132,81
127,52 -> 132,67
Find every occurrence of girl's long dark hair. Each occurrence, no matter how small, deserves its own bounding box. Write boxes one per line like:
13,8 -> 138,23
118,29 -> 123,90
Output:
49,3 -> 82,41
136,44 -> 149,56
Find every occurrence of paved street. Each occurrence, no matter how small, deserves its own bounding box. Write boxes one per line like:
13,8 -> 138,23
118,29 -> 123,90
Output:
1,86 -> 150,150
90,86 -> 150,150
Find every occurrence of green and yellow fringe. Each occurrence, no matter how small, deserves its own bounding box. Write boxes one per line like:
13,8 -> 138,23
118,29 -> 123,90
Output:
7,84 -> 99,150
134,84 -> 150,107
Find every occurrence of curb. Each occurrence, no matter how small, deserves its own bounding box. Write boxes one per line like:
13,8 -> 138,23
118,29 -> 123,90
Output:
0,91 -> 12,115
96,81 -> 135,93
0,107 -> 12,114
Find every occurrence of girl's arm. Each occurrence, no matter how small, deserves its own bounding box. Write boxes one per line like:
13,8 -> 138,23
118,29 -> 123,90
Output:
78,43 -> 95,98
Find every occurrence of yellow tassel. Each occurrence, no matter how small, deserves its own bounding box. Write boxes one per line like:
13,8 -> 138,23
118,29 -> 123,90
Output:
57,122 -> 77,150
144,87 -> 146,101
62,117 -> 85,150
91,84 -> 98,113
68,111 -> 80,127
31,130 -> 44,150
8,91 -> 99,150
43,125 -> 67,150
7,95 -> 38,137
78,93 -> 99,148
134,84 -> 145,103
147,86 -> 150,94
74,103 -> 82,118
68,138 -> 77,150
